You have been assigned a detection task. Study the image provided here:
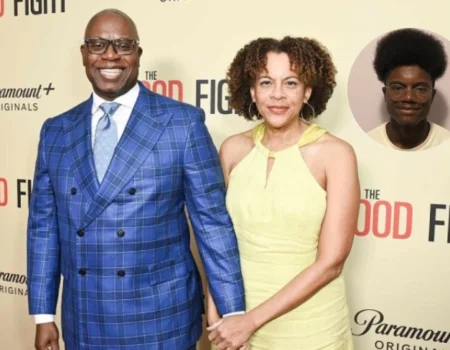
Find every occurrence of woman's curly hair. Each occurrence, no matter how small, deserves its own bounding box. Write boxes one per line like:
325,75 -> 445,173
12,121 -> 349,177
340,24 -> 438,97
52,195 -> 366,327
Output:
373,28 -> 447,84
226,36 -> 337,120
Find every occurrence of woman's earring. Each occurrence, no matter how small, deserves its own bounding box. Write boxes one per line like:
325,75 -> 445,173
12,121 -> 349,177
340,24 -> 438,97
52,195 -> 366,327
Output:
300,101 -> 315,120
248,102 -> 262,119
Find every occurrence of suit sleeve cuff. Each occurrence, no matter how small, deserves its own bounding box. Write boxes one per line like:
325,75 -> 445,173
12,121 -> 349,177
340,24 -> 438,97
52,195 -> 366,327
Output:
223,311 -> 245,317
34,314 -> 55,324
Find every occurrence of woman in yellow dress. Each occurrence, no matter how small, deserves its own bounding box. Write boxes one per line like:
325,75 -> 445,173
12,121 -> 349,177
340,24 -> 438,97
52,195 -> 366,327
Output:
207,37 -> 360,350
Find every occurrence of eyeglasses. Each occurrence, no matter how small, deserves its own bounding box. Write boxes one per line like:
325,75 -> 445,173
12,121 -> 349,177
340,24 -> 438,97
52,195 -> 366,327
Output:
84,38 -> 139,55
384,84 -> 433,102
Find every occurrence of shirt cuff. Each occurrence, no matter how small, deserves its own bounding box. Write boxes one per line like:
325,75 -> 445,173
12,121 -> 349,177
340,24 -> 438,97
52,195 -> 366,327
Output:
34,314 -> 55,324
223,311 -> 245,317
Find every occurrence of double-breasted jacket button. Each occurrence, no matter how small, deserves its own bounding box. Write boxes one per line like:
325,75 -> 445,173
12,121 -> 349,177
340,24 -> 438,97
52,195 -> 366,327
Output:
78,268 -> 86,276
70,188 -> 77,195
128,188 -> 136,195
77,229 -> 85,237
117,230 -> 125,238
117,270 -> 126,277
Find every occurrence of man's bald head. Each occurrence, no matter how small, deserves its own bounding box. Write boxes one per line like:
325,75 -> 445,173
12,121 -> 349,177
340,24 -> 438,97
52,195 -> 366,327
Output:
85,9 -> 139,40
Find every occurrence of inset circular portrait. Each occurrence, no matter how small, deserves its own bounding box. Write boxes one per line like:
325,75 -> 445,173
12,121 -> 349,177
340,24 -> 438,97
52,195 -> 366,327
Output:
348,28 -> 450,151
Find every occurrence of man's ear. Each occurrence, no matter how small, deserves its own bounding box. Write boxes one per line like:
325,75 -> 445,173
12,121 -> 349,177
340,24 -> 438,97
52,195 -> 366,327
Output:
431,88 -> 437,103
80,45 -> 88,67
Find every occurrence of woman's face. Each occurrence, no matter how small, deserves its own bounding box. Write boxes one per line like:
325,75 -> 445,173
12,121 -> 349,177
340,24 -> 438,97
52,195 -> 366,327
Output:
383,65 -> 436,127
251,52 -> 312,129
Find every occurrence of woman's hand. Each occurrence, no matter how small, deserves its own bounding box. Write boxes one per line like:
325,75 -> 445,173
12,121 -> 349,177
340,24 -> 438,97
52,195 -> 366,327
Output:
208,314 -> 256,350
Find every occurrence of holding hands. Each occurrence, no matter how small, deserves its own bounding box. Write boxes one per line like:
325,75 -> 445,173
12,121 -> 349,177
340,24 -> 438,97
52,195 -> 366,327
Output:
207,315 -> 255,350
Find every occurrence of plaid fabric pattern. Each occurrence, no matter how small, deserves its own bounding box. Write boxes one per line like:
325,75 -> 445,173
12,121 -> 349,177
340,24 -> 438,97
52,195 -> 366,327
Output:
27,82 -> 245,349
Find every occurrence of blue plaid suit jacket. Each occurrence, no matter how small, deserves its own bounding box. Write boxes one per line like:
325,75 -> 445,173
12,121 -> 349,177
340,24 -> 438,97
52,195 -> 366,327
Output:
27,83 -> 245,350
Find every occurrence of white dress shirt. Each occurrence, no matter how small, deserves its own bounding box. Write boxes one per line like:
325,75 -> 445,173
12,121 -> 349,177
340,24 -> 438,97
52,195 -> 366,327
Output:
90,83 -> 140,146
34,83 -> 243,324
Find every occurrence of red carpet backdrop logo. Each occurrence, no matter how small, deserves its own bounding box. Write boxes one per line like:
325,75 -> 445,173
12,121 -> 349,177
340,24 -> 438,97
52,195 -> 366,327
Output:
142,70 -> 184,102
353,309 -> 450,349
0,270 -> 27,296
0,177 -> 32,208
196,79 -> 233,115
357,189 -> 413,240
0,82 -> 55,112
0,178 -> 7,207
13,0 -> 65,16
357,188 -> 450,244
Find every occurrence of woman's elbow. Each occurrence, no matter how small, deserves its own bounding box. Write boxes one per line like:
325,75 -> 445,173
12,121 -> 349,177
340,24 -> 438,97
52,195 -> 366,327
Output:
318,258 -> 346,281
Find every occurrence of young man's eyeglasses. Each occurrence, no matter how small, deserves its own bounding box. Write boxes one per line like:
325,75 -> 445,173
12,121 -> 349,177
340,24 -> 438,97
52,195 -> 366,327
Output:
384,84 -> 433,102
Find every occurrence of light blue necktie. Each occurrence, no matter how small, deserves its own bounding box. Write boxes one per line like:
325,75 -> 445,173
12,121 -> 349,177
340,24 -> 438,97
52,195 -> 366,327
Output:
93,102 -> 121,182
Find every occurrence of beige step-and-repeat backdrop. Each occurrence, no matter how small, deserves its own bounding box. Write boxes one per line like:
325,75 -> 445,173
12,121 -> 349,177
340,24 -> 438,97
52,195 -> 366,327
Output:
1,0 -> 449,349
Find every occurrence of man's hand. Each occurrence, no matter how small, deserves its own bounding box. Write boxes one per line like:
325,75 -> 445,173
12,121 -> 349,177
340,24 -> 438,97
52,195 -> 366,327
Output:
35,322 -> 59,350
207,292 -> 222,328
208,314 -> 256,350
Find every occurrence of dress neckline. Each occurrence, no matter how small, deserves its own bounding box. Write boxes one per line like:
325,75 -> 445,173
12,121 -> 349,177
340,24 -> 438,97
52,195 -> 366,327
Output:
252,122 -> 326,158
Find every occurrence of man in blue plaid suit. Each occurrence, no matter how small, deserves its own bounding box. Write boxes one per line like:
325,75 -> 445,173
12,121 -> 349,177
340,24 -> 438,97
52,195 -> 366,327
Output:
27,9 -> 245,350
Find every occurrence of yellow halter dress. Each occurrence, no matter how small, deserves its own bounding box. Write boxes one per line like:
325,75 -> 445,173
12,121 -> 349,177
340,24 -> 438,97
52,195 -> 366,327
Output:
225,123 -> 353,349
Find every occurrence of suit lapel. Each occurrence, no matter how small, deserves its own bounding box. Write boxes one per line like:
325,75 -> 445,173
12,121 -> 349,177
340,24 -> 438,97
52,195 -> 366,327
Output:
82,85 -> 173,228
63,96 -> 99,205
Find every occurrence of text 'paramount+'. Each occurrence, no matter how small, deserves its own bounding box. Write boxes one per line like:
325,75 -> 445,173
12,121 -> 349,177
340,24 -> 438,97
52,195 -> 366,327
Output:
353,309 -> 449,349
0,271 -> 27,297
0,83 -> 55,112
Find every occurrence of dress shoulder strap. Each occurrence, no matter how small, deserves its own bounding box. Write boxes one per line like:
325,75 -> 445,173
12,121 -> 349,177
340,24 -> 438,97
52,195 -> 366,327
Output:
297,123 -> 327,147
